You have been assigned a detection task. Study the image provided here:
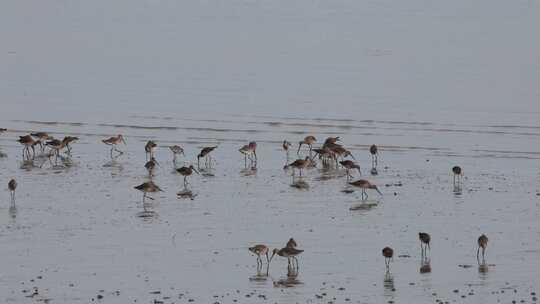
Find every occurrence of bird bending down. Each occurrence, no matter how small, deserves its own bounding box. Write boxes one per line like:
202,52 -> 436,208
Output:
340,160 -> 361,179
271,247 -> 304,270
419,232 -> 431,255
102,135 -> 126,157
452,166 -> 463,188
239,142 -> 257,166
169,145 -> 184,163
18,135 -> 36,159
63,136 -> 79,154
176,165 -> 199,188
477,234 -> 488,263
145,140 -> 157,160
249,244 -> 270,269
284,157 -> 311,177
348,179 -> 382,200
134,181 -> 163,203
297,136 -> 316,155
197,146 -> 217,168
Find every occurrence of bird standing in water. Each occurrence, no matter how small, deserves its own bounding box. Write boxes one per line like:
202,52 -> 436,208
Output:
134,181 -> 163,203
452,166 -> 463,188
419,232 -> 431,256
297,136 -> 316,155
248,244 -> 270,269
197,146 -> 217,168
8,179 -> 17,203
169,145 -> 184,164
370,144 -> 378,168
477,234 -> 488,263
145,140 -> 157,160
176,165 -> 199,188
102,135 -> 126,158
348,179 -> 382,200
340,160 -> 361,180
284,157 -> 311,177
382,247 -> 394,270
271,247 -> 304,270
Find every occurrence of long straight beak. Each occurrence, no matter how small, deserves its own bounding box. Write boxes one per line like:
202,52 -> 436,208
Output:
376,188 -> 383,196
122,138 -> 127,145
297,143 -> 302,154
269,252 -> 276,263
350,154 -> 356,160
193,168 -> 200,174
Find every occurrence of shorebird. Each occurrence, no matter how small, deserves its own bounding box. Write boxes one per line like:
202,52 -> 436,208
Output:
286,238 -> 297,248
102,135 -> 126,157
297,136 -> 316,154
419,232 -> 431,255
323,136 -> 340,147
45,138 -> 68,160
382,247 -> 394,270
169,145 -> 184,163
282,140 -> 292,154
197,146 -> 217,168
330,145 -> 354,162
271,247 -> 304,269
18,135 -> 36,159
31,132 -> 53,151
284,156 -> 311,177
0,128 -> 6,133
176,165 -> 199,187
145,140 -> 157,160
370,144 -> 378,167
348,179 -> 382,200
8,178 -> 17,203
452,166 -> 463,187
144,157 -> 159,176
340,160 -> 361,179
63,136 -> 79,154
239,142 -> 257,166
477,234 -> 488,263
249,244 -> 270,268
134,181 -> 162,203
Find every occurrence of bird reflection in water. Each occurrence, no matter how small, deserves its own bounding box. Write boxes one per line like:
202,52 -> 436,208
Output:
290,179 -> 309,190
240,166 -> 257,177
420,257 -> 432,274
383,271 -> 395,297
273,266 -> 302,288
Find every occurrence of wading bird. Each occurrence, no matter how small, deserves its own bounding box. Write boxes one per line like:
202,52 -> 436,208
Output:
477,234 -> 488,263
239,142 -> 257,166
169,145 -> 184,163
370,144 -> 378,168
419,232 -> 431,255
102,135 -> 126,157
284,157 -> 311,177
297,136 -> 316,154
145,140 -> 157,160
197,146 -> 217,168
145,157 -> 159,176
249,244 -> 270,268
18,135 -> 36,159
63,136 -> 79,154
286,238 -> 297,248
31,132 -> 52,151
452,166 -> 463,188
271,247 -> 304,270
8,178 -> 17,203
348,179 -> 382,200
340,160 -> 361,179
176,165 -> 199,188
382,247 -> 394,270
134,181 -> 162,203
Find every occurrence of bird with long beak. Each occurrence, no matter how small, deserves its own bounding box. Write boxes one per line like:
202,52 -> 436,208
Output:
248,244 -> 270,269
31,132 -> 53,151
348,179 -> 382,200
197,146 -> 217,168
323,136 -> 340,146
283,156 -> 311,177
239,142 -> 257,166
63,136 -> 79,154
297,136 -> 316,154
270,247 -> 304,270
133,181 -> 163,203
18,135 -> 36,159
339,160 -> 361,179
102,134 -> 126,157
176,165 -> 199,187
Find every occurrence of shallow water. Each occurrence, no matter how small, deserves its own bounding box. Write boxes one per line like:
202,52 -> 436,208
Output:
1,1 -> 540,303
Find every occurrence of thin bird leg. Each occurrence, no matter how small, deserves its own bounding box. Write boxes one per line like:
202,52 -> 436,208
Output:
299,168 -> 303,177
477,247 -> 480,263
184,176 -> 188,188
142,192 -> 146,203
266,252 -> 270,264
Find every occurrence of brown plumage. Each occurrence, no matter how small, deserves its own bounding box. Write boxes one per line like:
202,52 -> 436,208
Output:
169,145 -> 184,163
419,232 -> 431,253
18,135 -> 36,159
8,178 -> 17,202
176,165 -> 199,187
239,141 -> 257,164
297,136 -> 316,154
282,140 -> 292,151
286,238 -> 297,248
340,160 -> 361,178
248,244 -> 270,266
382,247 -> 394,269
284,156 -> 311,176
145,140 -> 157,160
102,135 -> 126,157
349,179 -> 382,200
144,157 -> 159,175
271,247 -> 304,269
134,181 -> 162,202
63,136 -> 79,153
197,146 -> 217,167
324,136 -> 340,145
477,234 -> 488,262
